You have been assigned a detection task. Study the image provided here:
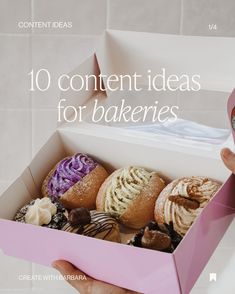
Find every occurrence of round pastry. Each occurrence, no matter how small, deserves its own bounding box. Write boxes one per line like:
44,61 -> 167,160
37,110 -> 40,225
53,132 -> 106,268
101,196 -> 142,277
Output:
96,166 -> 165,229
62,208 -> 121,243
128,221 -> 182,253
42,153 -> 109,209
14,197 -> 68,230
154,176 -> 221,236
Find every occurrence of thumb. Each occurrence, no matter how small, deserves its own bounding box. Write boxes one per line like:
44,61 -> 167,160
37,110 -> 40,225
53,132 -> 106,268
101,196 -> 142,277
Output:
52,260 -> 78,276
52,260 -> 90,291
221,148 -> 235,174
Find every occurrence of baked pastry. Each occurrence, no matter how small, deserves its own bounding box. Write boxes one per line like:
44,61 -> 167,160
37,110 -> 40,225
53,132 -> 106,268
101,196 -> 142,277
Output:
96,166 -> 165,229
62,208 -> 121,243
42,153 -> 108,209
128,221 -> 182,253
14,197 -> 68,230
154,176 -> 221,236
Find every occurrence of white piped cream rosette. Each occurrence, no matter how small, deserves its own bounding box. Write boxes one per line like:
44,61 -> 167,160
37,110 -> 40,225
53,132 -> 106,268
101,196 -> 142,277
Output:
96,166 -> 165,229
14,197 -> 68,230
25,197 -> 57,226
154,177 -> 221,236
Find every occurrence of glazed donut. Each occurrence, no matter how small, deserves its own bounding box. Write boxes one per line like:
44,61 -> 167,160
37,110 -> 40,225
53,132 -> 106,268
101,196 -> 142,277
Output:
62,208 -> 121,243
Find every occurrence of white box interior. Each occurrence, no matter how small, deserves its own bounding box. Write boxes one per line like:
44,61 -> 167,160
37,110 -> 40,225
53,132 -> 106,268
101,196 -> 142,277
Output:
0,127 -> 229,222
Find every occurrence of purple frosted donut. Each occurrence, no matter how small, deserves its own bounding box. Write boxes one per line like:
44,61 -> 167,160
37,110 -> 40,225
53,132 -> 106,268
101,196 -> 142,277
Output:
48,154 -> 97,198
42,153 -> 108,210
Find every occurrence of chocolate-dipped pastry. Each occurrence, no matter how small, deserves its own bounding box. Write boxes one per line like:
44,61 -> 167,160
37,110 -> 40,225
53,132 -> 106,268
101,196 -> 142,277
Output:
62,208 -> 121,243
128,221 -> 182,253
14,197 -> 68,230
42,153 -> 109,210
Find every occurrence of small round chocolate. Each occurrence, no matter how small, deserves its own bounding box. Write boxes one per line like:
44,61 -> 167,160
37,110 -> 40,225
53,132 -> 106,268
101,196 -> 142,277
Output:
68,208 -> 91,226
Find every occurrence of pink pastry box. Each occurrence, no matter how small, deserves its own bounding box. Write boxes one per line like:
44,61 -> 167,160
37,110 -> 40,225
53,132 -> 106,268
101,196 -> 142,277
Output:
1,30 -> 235,294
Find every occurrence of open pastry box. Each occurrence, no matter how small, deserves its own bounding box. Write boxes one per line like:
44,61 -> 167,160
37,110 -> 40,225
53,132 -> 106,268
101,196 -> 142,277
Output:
1,31 -> 235,294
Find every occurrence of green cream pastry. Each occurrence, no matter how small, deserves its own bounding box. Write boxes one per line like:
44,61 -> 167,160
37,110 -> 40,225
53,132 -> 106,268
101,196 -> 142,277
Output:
96,166 -> 165,229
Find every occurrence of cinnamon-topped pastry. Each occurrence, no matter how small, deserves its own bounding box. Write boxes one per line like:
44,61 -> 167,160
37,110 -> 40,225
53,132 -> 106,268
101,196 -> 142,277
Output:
96,166 -> 165,229
42,153 -> 108,209
62,208 -> 121,242
154,177 -> 221,236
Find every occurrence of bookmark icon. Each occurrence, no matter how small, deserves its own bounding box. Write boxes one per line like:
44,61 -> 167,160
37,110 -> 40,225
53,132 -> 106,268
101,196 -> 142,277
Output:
209,273 -> 217,282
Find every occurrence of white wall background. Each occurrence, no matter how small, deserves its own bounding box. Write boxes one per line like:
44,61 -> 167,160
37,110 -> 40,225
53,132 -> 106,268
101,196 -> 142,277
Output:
0,0 -> 235,293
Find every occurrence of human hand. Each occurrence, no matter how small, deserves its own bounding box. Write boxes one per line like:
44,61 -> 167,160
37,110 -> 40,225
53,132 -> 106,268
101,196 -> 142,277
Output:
52,260 -> 140,294
221,148 -> 235,173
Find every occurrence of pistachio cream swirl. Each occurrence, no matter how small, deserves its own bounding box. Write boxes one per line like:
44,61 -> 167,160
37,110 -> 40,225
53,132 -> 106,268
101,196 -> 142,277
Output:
164,177 -> 221,236
103,166 -> 153,218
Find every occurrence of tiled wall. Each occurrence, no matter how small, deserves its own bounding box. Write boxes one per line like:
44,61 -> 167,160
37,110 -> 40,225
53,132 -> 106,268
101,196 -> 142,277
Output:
0,1 -> 235,293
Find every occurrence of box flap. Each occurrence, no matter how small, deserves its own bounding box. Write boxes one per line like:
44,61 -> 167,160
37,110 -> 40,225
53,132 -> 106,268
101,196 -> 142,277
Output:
96,30 -> 235,93
57,31 -> 235,159
86,31 -> 234,151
